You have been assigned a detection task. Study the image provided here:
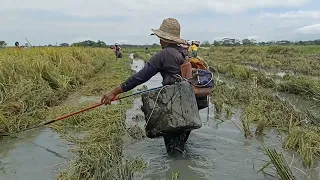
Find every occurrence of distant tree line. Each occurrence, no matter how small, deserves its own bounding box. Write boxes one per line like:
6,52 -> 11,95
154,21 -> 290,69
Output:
0,41 -> 7,47
46,40 -> 161,48
1,39 -> 320,48
201,38 -> 320,47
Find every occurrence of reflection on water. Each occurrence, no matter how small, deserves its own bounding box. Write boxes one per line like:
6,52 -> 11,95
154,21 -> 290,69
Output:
0,128 -> 73,180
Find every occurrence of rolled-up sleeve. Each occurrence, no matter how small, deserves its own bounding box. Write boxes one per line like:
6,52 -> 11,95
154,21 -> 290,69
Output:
120,52 -> 163,92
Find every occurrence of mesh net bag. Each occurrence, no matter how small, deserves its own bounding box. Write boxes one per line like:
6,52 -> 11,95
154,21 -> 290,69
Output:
141,81 -> 202,138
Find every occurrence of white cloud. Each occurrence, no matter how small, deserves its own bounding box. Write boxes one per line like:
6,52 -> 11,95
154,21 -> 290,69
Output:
0,0 -> 310,17
73,37 -> 95,43
247,36 -> 260,40
261,11 -> 320,19
1,0 -> 319,45
295,24 -> 320,34
115,40 -> 129,44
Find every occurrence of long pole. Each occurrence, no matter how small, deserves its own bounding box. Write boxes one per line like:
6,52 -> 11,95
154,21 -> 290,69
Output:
25,38 -> 33,47
1,86 -> 163,136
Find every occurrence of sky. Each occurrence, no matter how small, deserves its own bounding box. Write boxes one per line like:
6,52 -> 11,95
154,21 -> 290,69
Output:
1,0 -> 320,46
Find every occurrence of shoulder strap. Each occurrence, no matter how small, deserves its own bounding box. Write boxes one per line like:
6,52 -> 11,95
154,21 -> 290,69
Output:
176,47 -> 190,63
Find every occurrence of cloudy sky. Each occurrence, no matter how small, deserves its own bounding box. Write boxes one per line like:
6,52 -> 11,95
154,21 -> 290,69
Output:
1,0 -> 320,46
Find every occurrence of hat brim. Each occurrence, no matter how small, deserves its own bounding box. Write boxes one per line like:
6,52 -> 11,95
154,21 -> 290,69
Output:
151,29 -> 187,44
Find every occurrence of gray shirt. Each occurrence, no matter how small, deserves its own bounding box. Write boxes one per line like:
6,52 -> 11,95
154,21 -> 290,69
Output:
121,44 -> 186,92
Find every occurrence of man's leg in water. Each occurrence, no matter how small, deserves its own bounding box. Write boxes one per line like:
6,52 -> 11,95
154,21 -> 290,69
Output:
163,130 -> 191,155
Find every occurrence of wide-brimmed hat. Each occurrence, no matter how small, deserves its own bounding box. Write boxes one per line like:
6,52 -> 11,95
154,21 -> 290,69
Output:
151,18 -> 187,44
192,40 -> 200,45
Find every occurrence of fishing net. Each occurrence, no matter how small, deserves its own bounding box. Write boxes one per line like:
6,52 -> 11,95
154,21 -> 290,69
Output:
141,81 -> 202,138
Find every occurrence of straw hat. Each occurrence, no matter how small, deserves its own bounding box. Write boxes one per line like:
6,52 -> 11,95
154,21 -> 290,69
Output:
193,41 -> 200,45
151,18 -> 187,44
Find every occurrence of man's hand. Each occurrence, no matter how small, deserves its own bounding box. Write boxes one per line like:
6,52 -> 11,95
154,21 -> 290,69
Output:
100,87 -> 124,105
101,91 -> 117,105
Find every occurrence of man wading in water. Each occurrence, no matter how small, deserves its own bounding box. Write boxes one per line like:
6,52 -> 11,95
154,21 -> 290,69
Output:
101,18 -> 194,155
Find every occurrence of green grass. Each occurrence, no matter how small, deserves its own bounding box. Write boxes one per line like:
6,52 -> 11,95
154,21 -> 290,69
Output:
201,45 -> 320,76
258,142 -> 296,180
207,45 -> 320,168
0,47 -> 115,135
205,49 -> 320,101
0,48 -> 146,178
206,46 -> 320,167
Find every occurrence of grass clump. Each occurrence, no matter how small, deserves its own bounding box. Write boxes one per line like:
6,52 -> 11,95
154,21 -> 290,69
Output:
279,75 -> 320,100
0,47 -> 115,135
285,127 -> 320,167
209,59 -> 320,100
52,102 -> 147,180
258,142 -> 296,180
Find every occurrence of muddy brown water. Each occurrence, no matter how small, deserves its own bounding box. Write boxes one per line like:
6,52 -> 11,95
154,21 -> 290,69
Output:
0,54 -> 319,180
124,54 -> 320,180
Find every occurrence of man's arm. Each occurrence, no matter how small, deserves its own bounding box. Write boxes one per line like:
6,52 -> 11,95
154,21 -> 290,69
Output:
101,51 -> 163,104
121,51 -> 163,92
120,62 -> 159,92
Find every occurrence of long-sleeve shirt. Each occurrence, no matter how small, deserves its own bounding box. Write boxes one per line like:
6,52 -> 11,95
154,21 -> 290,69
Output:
120,44 -> 186,92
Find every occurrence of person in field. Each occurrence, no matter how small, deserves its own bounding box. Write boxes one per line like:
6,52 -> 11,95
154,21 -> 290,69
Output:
114,43 -> 122,58
101,18 -> 196,155
189,41 -> 199,58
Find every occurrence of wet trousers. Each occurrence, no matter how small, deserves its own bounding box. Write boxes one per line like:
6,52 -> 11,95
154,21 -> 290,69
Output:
163,96 -> 208,155
192,51 -> 197,58
163,130 -> 191,155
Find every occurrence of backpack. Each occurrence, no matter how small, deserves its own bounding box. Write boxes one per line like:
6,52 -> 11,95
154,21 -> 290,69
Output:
177,48 -> 214,97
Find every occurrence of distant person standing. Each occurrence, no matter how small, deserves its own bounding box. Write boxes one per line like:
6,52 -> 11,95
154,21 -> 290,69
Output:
114,43 -> 122,58
15,41 -> 19,48
189,41 -> 199,58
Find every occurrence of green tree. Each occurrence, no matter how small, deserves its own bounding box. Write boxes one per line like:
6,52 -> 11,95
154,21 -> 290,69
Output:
213,40 -> 220,46
95,40 -> 107,47
60,43 -> 70,47
242,39 -> 251,46
71,40 -> 107,47
201,40 -> 211,47
0,41 -> 6,47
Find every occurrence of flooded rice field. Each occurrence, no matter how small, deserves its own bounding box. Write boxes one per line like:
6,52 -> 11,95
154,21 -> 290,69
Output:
0,54 -> 319,180
245,64 -> 296,77
124,55 -> 320,180
0,128 -> 73,180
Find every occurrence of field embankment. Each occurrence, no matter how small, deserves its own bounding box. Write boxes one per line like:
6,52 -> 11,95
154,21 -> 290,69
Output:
0,48 -> 147,179
0,47 -> 115,135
